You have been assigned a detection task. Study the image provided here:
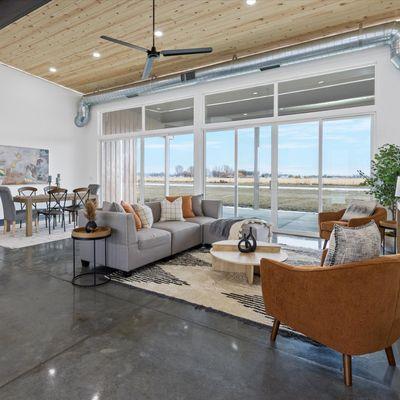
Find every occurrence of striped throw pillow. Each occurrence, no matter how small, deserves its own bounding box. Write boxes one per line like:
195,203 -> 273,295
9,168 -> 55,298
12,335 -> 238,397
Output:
160,197 -> 185,222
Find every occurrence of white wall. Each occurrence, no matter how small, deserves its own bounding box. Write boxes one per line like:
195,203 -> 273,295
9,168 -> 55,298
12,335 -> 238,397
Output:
0,63 -> 92,217
85,46 -> 400,188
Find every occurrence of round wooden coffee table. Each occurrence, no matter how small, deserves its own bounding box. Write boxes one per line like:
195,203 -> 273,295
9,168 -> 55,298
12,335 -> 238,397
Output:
210,240 -> 288,285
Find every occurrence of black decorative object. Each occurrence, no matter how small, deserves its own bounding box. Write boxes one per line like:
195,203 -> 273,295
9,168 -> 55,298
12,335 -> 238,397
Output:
238,227 -> 257,253
85,220 -> 97,233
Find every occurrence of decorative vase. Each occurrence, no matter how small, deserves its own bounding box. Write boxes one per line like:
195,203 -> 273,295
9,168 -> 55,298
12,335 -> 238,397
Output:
238,227 -> 257,253
247,227 -> 257,252
85,220 -> 97,233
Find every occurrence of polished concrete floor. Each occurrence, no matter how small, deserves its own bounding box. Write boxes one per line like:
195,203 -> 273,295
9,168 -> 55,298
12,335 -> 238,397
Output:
0,235 -> 399,399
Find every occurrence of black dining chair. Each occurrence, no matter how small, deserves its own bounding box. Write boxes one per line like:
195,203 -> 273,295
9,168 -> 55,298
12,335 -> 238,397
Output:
64,187 -> 90,227
37,188 -> 68,234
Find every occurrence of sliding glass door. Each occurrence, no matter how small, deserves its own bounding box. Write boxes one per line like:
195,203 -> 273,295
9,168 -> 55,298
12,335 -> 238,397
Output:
205,126 -> 272,220
322,116 -> 371,211
277,121 -> 319,233
205,130 -> 235,215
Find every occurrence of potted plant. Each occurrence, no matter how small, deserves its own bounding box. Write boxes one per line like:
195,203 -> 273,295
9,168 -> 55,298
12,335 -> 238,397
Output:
84,199 -> 98,233
359,144 -> 400,219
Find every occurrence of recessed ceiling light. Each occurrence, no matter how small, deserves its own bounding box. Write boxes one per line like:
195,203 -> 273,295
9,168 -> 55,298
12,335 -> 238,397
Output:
243,113 -> 248,116
318,80 -> 325,84
253,91 -> 258,95
246,0 -> 256,5
92,51 -> 101,58
156,107 -> 161,110
154,30 -> 163,37
49,67 -> 57,73
48,368 -> 56,376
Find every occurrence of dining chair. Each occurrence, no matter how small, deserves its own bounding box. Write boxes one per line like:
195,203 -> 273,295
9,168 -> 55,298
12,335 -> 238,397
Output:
0,186 -> 37,235
17,186 -> 37,228
38,188 -> 68,234
64,187 -> 89,227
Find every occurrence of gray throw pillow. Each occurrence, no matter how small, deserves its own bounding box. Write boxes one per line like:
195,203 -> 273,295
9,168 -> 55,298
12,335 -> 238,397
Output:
341,200 -> 376,221
324,221 -> 381,266
192,194 -> 204,216
102,201 -> 113,211
112,202 -> 125,213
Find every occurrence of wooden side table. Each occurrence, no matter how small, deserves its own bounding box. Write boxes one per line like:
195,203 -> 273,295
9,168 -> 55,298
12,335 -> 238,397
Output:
71,226 -> 112,287
380,220 -> 397,254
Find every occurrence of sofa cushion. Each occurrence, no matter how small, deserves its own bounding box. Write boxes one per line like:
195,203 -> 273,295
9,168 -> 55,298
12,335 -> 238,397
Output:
146,201 -> 161,223
192,194 -> 204,216
153,220 -> 201,253
324,221 -> 381,266
137,228 -> 171,250
185,216 -> 216,225
320,220 -> 348,232
153,220 -> 199,233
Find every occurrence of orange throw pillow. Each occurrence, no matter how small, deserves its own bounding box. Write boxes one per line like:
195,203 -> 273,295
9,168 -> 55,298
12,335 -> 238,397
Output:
121,200 -> 142,231
166,195 -> 195,218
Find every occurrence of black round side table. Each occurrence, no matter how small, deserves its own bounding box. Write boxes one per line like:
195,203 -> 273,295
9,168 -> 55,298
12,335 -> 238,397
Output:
71,226 -> 112,287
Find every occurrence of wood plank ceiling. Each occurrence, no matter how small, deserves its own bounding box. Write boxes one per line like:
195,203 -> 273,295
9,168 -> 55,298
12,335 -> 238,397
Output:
0,0 -> 399,94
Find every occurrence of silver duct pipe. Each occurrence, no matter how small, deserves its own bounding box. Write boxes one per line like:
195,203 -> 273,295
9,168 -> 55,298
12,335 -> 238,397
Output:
75,21 -> 400,127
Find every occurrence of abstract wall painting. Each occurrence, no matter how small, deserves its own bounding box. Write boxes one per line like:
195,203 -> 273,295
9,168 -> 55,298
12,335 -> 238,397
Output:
0,145 -> 49,185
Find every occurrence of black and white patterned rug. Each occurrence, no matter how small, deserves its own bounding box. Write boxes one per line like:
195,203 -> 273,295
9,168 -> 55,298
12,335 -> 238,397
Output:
110,245 -> 321,336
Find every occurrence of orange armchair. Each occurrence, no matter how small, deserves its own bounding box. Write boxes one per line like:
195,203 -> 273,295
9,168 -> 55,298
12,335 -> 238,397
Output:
260,255 -> 400,386
318,206 -> 387,249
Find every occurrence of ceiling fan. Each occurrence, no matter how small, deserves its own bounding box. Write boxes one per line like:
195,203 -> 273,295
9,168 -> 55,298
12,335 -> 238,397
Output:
100,0 -> 213,80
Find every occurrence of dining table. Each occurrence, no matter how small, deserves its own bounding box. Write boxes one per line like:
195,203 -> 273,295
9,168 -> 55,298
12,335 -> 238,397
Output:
12,193 -> 97,237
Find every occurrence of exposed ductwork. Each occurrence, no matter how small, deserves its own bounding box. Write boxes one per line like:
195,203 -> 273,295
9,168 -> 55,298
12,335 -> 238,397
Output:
75,21 -> 400,127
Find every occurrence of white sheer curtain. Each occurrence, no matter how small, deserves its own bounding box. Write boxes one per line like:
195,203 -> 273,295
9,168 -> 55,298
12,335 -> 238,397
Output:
100,139 -> 135,204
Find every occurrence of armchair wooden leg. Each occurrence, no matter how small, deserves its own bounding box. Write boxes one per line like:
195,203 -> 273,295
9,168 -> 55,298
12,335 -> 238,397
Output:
270,319 -> 280,342
342,354 -> 352,386
323,239 -> 328,249
3,220 -> 8,234
12,221 -> 16,236
385,346 -> 396,366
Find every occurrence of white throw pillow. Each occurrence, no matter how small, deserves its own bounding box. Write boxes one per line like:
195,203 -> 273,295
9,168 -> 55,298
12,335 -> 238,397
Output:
133,203 -> 154,228
160,197 -> 185,222
341,200 -> 376,221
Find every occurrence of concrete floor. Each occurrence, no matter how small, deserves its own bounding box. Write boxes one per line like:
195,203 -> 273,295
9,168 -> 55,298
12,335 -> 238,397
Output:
0,236 -> 399,399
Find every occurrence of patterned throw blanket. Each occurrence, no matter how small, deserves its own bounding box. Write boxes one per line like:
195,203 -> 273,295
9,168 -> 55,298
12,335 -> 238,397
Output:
209,218 -> 272,240
208,218 -> 244,239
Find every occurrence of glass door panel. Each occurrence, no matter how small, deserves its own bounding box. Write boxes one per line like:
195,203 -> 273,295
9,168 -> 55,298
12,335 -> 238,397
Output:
169,133 -> 194,196
322,116 -> 371,211
205,130 -> 235,217
277,121 -> 319,233
237,126 -> 272,221
143,136 -> 165,202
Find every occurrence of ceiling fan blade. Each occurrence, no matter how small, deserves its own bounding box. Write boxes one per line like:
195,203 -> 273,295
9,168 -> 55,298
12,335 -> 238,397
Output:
100,35 -> 148,53
161,47 -> 213,56
142,57 -> 155,79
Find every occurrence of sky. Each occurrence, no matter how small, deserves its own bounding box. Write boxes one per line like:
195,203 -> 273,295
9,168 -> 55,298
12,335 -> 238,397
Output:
141,116 -> 371,177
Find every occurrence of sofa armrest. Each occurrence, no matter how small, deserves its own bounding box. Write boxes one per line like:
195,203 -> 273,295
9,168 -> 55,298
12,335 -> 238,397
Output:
202,200 -> 222,219
347,216 -> 374,227
78,210 -> 138,245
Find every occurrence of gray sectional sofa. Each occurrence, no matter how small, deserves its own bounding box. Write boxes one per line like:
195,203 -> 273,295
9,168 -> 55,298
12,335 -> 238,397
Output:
78,199 -> 222,273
